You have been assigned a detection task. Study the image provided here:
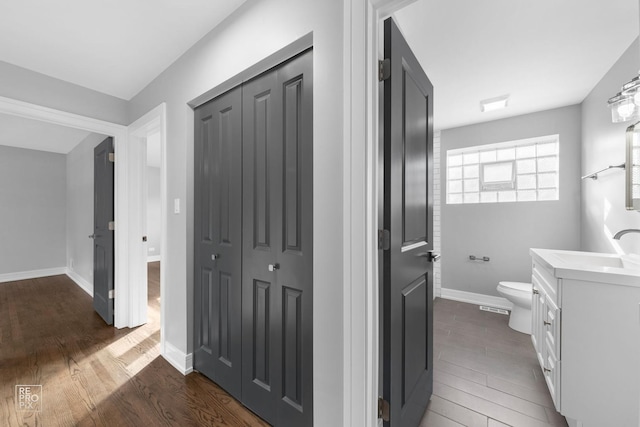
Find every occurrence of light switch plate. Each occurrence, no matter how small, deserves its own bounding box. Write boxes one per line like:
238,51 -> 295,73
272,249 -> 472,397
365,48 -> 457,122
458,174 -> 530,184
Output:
174,198 -> 180,214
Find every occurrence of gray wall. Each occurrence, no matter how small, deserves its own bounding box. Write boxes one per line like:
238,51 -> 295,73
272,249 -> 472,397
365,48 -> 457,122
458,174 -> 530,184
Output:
147,166 -> 161,259
0,145 -> 66,274
441,105 -> 582,297
66,133 -> 106,286
128,1 -> 345,422
0,61 -> 129,125
581,38 -> 640,255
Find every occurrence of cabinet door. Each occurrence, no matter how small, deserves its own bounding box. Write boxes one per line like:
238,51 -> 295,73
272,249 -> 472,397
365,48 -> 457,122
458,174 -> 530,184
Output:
545,296 -> 560,360
531,282 -> 545,367
543,336 -> 561,411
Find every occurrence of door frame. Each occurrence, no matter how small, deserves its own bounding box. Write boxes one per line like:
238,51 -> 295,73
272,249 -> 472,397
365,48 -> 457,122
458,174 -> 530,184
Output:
127,104 -> 167,343
342,0 -> 418,425
0,94 -> 147,329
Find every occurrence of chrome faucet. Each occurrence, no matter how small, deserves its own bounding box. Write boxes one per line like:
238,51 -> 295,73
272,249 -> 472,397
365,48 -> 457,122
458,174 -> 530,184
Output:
613,229 -> 640,240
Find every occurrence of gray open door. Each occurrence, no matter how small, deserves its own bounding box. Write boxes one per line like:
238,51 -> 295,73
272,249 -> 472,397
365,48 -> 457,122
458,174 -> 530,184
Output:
93,137 -> 115,325
382,17 -> 436,426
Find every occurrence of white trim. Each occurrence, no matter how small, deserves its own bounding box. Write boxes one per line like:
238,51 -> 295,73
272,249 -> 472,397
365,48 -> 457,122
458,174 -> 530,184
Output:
127,103 -> 167,355
0,267 -> 67,283
163,341 -> 194,375
147,255 -> 161,263
0,95 -> 132,328
66,269 -> 93,296
439,288 -> 513,311
344,1 -> 420,424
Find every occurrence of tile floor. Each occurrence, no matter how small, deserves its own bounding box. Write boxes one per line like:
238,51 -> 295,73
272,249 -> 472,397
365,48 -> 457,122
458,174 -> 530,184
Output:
419,298 -> 567,427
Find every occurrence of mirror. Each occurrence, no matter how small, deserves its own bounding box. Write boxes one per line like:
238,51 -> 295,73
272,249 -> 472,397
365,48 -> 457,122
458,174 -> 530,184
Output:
626,123 -> 640,210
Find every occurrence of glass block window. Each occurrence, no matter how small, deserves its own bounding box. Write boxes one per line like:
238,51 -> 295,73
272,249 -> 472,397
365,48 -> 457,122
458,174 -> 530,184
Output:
447,135 -> 559,204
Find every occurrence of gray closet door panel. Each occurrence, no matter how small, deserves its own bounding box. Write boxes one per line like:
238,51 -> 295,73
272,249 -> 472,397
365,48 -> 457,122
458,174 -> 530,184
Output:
275,50 -> 313,427
242,70 -> 281,425
194,86 -> 243,400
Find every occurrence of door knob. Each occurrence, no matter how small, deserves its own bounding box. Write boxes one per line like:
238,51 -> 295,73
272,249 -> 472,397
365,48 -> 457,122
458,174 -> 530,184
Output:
88,234 -> 99,239
268,263 -> 280,272
417,251 -> 441,262
211,254 -> 219,260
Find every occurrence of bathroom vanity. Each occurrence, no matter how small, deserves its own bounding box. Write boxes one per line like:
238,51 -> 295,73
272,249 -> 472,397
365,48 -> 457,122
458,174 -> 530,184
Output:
530,248 -> 640,427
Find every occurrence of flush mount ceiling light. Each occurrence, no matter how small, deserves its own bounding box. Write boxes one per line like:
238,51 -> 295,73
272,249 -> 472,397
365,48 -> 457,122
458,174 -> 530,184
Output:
480,94 -> 510,112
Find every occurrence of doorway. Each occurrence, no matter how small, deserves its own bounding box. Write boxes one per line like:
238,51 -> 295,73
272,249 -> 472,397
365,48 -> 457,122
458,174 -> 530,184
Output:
127,104 -> 167,351
0,96 -> 166,334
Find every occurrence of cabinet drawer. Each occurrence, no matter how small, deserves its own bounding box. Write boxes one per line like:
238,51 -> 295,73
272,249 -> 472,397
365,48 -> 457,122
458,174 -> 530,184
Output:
544,296 -> 560,360
532,261 -> 559,306
543,338 -> 561,412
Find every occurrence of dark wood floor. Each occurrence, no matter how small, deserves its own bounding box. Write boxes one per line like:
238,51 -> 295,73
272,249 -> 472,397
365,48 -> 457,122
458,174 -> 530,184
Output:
0,263 -> 269,427
420,298 -> 567,427
2,268 -> 567,427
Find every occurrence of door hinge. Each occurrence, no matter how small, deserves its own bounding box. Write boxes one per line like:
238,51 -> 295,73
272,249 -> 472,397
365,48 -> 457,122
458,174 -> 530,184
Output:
108,221 -> 115,231
378,397 -> 390,421
378,229 -> 390,250
108,152 -> 115,163
379,59 -> 391,81
108,289 -> 115,299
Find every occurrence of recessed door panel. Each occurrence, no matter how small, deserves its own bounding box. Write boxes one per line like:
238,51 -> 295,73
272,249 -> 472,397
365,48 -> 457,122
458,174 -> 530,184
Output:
200,268 -> 213,353
219,109 -> 233,245
282,286 -> 303,410
254,93 -> 272,249
402,277 -> 427,405
284,79 -> 303,253
402,70 -> 428,247
253,280 -> 271,389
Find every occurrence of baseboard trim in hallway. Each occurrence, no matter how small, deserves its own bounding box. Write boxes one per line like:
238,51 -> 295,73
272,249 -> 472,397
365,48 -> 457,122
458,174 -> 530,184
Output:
164,341 -> 194,375
0,267 -> 67,283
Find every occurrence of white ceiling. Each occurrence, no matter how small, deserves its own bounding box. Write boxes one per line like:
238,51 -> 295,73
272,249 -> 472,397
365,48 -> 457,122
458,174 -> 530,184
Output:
395,0 -> 639,130
0,113 -> 92,154
0,0 -> 637,152
0,0 -> 247,101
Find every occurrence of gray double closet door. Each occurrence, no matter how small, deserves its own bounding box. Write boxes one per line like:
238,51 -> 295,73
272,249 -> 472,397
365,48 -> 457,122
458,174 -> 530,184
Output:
194,50 -> 313,427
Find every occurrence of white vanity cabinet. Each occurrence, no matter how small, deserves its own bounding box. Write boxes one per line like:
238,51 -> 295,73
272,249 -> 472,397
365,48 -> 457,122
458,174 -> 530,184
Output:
530,248 -> 640,427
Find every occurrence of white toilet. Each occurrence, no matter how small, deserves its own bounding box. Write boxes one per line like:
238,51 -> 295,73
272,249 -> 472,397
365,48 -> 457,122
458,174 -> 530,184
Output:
496,281 -> 533,334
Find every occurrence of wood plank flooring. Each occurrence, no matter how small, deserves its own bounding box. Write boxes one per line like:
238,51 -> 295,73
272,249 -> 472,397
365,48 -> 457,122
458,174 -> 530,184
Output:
0,263 -> 269,427
420,298 -> 567,427
2,268 -> 566,426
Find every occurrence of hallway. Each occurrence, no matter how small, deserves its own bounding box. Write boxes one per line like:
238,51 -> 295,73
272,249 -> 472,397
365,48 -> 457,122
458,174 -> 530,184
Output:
0,265 -> 267,426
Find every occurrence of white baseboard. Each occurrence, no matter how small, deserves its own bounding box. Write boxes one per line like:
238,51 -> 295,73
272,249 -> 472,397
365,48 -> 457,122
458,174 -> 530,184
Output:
147,255 -> 161,263
0,267 -> 67,283
440,288 -> 512,311
163,341 -> 194,375
66,269 -> 93,296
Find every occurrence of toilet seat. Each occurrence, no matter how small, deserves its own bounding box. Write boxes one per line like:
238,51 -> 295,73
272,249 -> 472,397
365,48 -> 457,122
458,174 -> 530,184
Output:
498,281 -> 531,292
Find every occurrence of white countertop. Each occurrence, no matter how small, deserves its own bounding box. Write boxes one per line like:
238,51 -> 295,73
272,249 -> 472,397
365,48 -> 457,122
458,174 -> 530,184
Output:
530,248 -> 640,287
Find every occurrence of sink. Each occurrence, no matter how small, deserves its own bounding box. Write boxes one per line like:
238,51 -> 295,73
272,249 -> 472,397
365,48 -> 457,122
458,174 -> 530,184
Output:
531,248 -> 640,287
553,252 -> 622,268
552,251 -> 640,271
